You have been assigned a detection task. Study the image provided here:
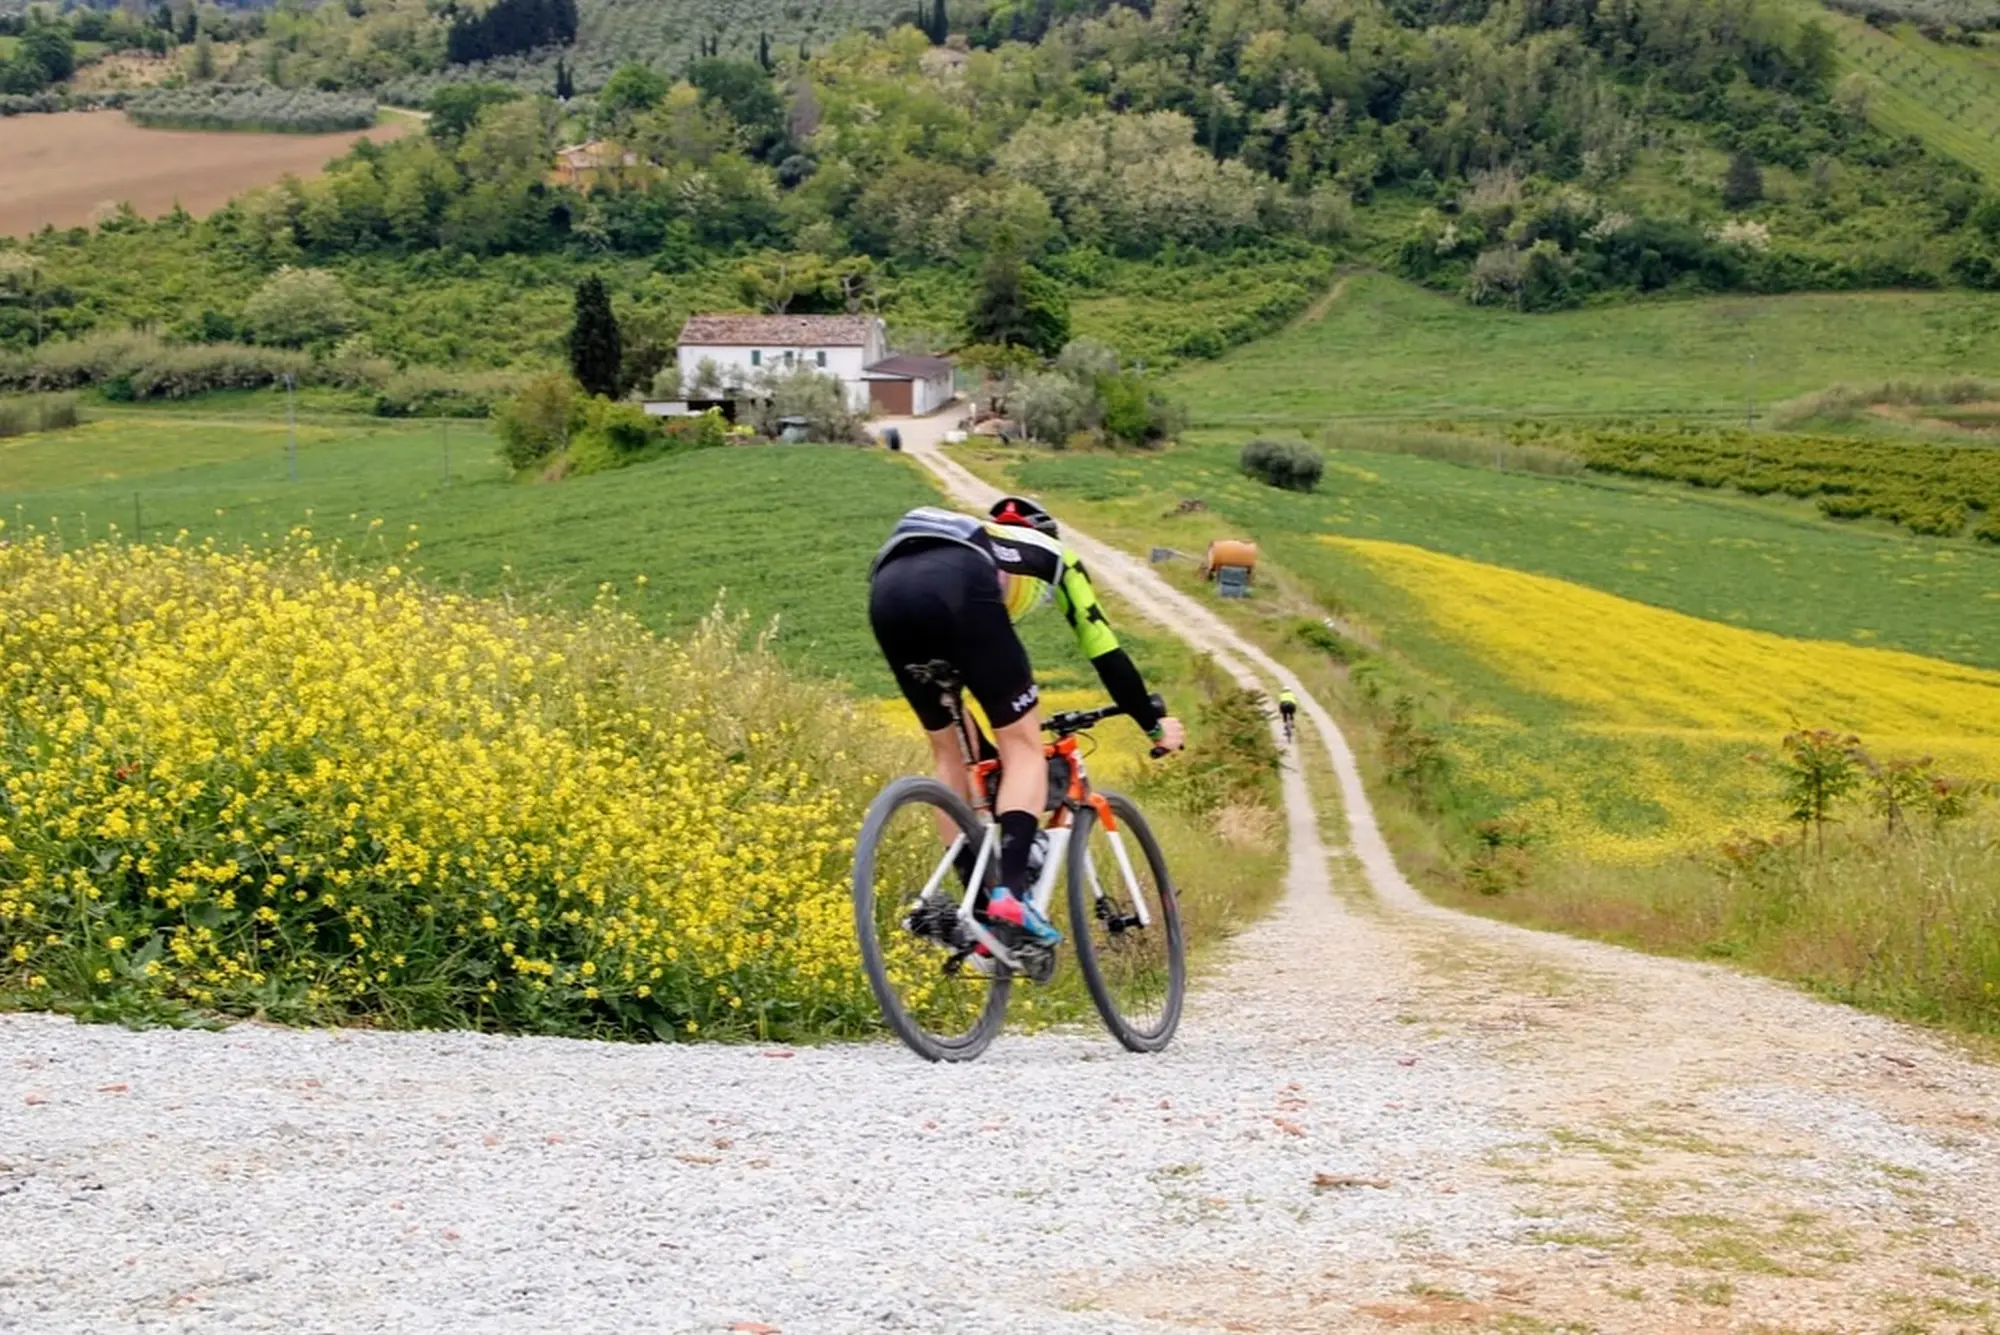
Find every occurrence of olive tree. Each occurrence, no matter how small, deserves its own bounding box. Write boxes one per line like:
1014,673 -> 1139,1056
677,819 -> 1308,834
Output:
241,266 -> 359,347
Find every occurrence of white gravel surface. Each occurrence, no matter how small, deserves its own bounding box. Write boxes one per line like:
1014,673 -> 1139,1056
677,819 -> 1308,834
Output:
0,895 -> 1529,1334
4,413 -> 1997,1334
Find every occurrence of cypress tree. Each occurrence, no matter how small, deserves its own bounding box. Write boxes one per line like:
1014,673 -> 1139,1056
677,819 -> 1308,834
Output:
1722,150 -> 1764,209
757,30 -> 771,71
554,56 -> 574,99
568,275 -> 623,399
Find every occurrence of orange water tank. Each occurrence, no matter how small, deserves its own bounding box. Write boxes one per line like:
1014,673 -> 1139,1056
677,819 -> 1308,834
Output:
1203,539 -> 1259,581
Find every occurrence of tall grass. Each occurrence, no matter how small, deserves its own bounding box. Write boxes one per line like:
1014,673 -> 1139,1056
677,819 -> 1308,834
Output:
1484,818 -> 2000,1035
0,393 -> 80,438
1325,422 -> 1585,475
1772,376 -> 2000,426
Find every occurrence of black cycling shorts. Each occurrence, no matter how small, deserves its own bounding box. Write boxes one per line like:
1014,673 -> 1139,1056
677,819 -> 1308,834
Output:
869,542 -> 1038,733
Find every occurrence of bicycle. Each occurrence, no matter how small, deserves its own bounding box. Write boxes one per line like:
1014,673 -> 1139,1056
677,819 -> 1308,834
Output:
850,664 -> 1186,1063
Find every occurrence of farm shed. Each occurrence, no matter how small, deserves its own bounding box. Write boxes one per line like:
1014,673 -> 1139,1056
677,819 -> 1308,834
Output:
861,354 -> 956,417
550,140 -> 642,189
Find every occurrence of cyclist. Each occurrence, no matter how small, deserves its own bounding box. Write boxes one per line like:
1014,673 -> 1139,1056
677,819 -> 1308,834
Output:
1277,687 -> 1298,741
868,496 -> 1186,948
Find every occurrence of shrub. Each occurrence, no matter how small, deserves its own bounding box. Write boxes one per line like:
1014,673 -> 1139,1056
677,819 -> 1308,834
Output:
124,343 -> 316,399
0,540 -> 907,1040
741,366 -> 867,443
564,396 -> 664,476
242,267 -> 360,348
1013,369 -> 1096,445
661,408 -> 729,450
493,372 -> 579,472
0,393 -> 78,437
373,367 -> 532,419
1240,437 -> 1324,492
0,330 -> 335,400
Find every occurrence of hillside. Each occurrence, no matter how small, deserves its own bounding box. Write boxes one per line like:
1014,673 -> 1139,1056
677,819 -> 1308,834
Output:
8,0 -> 2000,386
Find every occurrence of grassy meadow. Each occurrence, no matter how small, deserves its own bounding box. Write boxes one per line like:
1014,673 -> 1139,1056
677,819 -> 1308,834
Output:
946,279 -> 2000,1034
0,405 -> 932,686
1002,435 -> 2000,668
0,401 -> 1284,1035
1173,273 -> 2000,428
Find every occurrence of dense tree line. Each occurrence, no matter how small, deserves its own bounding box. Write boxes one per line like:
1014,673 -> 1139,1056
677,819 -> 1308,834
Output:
9,0 -> 2000,371
444,0 -> 579,65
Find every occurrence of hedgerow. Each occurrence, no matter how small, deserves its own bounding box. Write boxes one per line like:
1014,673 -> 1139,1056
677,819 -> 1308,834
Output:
125,85 -> 377,133
1523,423 -> 2000,541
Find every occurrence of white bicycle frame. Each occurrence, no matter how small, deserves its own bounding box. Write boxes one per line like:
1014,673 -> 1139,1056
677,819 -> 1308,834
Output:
915,814 -> 1150,972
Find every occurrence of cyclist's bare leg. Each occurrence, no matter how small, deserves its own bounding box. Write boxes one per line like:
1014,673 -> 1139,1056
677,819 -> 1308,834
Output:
988,710 -> 1045,819
922,723 -> 977,847
919,710 -> 1042,838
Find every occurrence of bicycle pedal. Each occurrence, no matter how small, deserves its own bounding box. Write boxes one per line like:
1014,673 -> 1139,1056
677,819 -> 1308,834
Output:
1016,943 -> 1058,984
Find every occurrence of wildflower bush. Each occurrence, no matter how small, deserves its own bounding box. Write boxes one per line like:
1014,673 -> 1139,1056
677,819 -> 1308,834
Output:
125,85 -> 378,134
0,536 -> 914,1039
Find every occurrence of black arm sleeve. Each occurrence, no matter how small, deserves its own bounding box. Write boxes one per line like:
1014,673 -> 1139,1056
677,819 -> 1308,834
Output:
1089,647 -> 1162,734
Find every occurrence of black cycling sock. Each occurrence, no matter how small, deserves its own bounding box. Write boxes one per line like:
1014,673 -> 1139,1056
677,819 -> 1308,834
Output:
997,808 -> 1039,892
954,843 -> 980,892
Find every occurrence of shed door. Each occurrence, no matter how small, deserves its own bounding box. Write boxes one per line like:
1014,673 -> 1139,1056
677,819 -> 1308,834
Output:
870,379 -> 913,416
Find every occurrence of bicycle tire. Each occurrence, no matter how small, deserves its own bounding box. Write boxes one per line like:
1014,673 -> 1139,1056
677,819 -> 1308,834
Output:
851,775 -> 1011,1062
1066,791 -> 1185,1053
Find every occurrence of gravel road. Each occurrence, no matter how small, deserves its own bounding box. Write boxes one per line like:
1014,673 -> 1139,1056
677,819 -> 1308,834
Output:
3,415 -> 1996,1334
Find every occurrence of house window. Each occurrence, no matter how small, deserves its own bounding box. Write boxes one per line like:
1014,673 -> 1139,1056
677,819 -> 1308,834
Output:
815,350 -> 827,368
750,350 -> 762,367
784,350 -> 796,367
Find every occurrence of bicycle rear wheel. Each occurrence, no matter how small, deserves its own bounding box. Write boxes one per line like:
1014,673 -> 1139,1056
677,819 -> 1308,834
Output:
1066,791 -> 1185,1053
852,776 -> 1010,1062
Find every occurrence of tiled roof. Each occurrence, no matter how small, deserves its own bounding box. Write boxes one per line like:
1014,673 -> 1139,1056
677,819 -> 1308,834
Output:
864,354 -> 955,378
677,314 -> 878,346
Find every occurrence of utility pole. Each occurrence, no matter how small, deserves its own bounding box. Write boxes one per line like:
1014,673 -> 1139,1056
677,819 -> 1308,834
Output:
285,373 -> 298,482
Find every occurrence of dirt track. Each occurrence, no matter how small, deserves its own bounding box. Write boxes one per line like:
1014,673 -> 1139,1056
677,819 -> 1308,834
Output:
896,414 -> 2000,1332
0,111 -> 412,237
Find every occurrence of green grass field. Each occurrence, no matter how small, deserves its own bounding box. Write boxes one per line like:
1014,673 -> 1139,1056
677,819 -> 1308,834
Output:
0,410 -> 944,688
0,404 -> 1193,700
1006,436 -> 2000,668
1173,273 -> 2000,429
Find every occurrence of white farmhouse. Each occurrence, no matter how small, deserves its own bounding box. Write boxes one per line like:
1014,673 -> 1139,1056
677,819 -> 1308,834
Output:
673,313 -> 953,417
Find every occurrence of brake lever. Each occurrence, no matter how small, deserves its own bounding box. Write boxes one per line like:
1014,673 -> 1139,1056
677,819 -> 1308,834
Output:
1148,744 -> 1172,759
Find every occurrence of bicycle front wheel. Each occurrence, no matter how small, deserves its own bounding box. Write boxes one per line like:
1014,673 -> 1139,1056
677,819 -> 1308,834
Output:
852,776 -> 1010,1062
1066,791 -> 1185,1053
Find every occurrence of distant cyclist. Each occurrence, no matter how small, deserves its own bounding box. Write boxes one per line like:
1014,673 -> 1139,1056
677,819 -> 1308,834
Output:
1277,687 -> 1298,742
867,497 -> 1186,948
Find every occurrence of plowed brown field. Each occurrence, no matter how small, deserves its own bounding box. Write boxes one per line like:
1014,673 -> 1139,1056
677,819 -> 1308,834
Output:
0,110 -> 415,237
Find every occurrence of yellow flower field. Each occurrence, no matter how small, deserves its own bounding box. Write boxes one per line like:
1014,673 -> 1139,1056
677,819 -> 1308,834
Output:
1330,537 -> 2000,859
0,535 -> 916,1038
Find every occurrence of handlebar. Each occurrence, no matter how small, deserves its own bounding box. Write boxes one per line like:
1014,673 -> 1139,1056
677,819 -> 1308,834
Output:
1043,693 -> 1173,757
